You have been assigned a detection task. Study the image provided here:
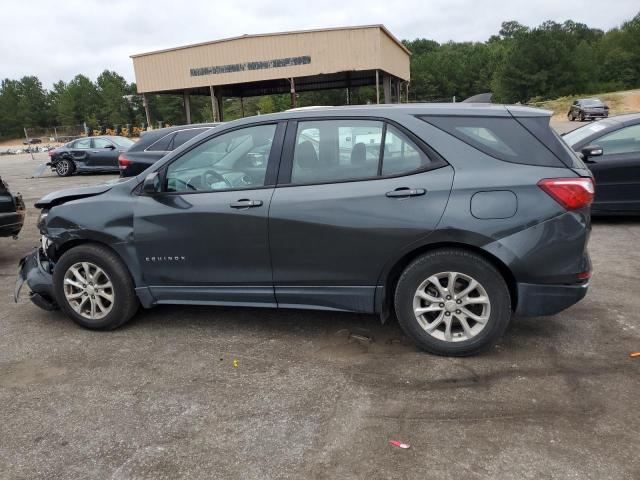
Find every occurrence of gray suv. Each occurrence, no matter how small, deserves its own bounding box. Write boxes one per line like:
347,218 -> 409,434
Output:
16,104 -> 593,356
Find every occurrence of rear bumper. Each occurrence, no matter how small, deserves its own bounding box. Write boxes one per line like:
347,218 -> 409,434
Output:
583,111 -> 608,118
0,210 -> 25,237
515,281 -> 588,316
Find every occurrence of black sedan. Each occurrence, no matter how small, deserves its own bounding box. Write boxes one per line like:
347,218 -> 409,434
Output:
0,176 -> 25,237
118,124 -> 219,177
563,112 -> 640,214
48,136 -> 135,176
568,98 -> 609,122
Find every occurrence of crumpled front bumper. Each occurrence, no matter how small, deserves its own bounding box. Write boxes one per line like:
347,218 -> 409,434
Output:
15,249 -> 58,310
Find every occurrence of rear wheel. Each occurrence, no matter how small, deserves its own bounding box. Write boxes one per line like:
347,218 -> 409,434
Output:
53,244 -> 138,330
394,249 -> 511,356
55,159 -> 75,177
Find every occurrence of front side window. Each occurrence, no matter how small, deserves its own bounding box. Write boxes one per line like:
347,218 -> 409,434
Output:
594,124 -> 640,156
74,138 -> 91,149
111,137 -> 135,148
93,138 -> 113,149
291,120 -> 383,184
165,124 -> 276,193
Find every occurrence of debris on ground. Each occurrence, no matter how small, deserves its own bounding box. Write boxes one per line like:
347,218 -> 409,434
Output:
630,352 -> 640,358
348,333 -> 373,345
389,440 -> 410,449
232,359 -> 239,368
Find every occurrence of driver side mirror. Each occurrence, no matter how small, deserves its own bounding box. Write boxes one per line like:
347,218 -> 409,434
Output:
142,172 -> 161,194
581,145 -> 603,162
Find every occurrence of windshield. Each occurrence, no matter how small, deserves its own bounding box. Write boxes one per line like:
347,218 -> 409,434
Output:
110,137 -> 135,148
563,120 -> 616,146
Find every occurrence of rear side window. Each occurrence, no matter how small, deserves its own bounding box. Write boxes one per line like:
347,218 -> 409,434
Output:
382,125 -> 430,175
289,120 -> 439,185
146,133 -> 175,152
291,120 -> 383,184
421,116 -> 563,167
171,128 -> 209,149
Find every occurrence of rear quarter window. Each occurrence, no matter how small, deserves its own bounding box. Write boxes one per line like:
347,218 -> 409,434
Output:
420,116 -> 564,167
145,132 -> 175,152
171,128 -> 210,149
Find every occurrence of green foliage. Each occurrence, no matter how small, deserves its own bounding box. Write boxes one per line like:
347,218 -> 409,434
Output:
0,13 -> 639,139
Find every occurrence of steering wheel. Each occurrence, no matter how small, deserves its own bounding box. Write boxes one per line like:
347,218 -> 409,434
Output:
200,169 -> 231,190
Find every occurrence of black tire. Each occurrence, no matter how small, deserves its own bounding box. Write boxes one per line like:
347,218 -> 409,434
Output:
55,159 -> 75,177
579,112 -> 585,122
394,248 -> 511,357
568,112 -> 574,121
53,244 -> 138,330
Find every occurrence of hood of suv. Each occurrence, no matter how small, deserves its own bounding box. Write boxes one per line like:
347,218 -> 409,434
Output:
34,183 -> 114,208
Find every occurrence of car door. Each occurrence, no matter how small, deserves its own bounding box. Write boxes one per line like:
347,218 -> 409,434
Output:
268,118 -> 454,313
587,123 -> 640,212
68,137 -> 92,167
91,138 -> 119,169
133,121 -> 285,305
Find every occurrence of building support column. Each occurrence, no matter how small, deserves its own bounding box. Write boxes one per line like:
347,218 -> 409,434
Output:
395,78 -> 401,104
183,91 -> 191,124
209,86 -> 219,122
383,74 -> 392,104
289,78 -> 296,108
217,93 -> 224,122
142,93 -> 151,129
405,82 -> 410,103
375,70 -> 380,104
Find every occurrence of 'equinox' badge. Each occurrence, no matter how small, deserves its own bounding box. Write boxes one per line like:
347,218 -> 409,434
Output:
145,256 -> 186,262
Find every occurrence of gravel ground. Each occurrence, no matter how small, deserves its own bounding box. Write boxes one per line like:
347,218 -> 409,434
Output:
0,152 -> 639,480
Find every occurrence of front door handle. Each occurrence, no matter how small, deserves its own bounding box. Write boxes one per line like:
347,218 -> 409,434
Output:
385,188 -> 426,198
229,199 -> 263,209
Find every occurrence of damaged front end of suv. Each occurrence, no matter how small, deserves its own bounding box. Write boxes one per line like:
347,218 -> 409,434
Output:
15,182 -> 119,310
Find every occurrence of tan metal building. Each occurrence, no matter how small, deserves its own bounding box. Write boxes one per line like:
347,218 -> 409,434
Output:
131,25 -> 410,123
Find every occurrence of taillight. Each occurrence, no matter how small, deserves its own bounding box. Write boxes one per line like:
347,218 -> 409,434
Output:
118,154 -> 131,169
537,177 -> 594,210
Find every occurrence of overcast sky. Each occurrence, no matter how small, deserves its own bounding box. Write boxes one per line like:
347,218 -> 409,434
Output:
1,0 -> 638,88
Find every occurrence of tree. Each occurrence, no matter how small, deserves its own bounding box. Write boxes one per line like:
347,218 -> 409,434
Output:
96,70 -> 129,126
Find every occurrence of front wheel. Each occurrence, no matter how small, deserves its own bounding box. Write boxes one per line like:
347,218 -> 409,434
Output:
394,249 -> 511,356
53,244 -> 139,330
55,159 -> 75,177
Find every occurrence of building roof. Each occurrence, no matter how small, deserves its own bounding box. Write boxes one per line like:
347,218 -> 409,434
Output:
131,25 -> 411,58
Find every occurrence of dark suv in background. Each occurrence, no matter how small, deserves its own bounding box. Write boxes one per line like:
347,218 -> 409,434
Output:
17,104 -> 593,356
568,98 -> 609,122
118,123 -> 220,177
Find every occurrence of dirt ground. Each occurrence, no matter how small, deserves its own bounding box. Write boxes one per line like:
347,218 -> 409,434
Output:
1,152 -> 639,479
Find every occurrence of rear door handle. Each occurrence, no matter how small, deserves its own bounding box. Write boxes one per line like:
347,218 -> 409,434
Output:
385,188 -> 426,198
229,199 -> 263,209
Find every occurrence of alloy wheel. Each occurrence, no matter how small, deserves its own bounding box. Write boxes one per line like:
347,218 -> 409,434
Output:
63,262 -> 115,320
412,271 -> 491,342
56,161 -> 69,176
